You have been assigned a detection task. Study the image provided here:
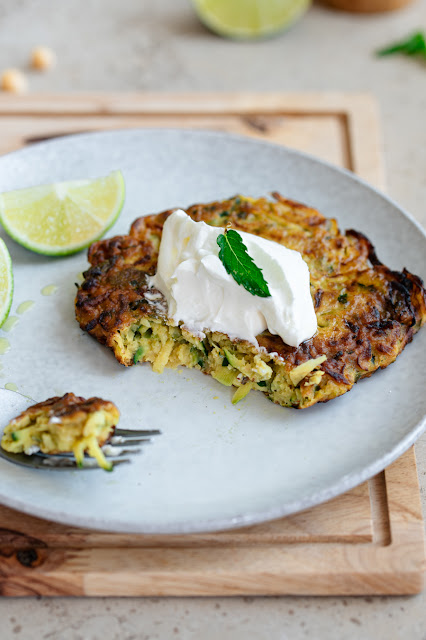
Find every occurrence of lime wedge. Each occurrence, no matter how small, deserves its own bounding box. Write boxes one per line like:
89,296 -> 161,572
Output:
0,170 -> 125,256
0,238 -> 13,328
192,0 -> 311,39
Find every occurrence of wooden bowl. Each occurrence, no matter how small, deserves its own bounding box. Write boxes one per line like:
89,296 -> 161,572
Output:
325,0 -> 414,11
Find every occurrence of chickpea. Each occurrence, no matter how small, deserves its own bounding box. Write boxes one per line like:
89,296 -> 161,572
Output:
1,69 -> 28,93
30,46 -> 56,71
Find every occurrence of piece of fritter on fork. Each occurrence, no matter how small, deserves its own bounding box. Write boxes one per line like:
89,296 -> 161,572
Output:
75,194 -> 426,409
1,393 -> 119,470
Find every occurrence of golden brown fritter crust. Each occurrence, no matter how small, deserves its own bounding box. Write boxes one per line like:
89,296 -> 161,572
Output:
12,393 -> 119,438
75,194 -> 426,406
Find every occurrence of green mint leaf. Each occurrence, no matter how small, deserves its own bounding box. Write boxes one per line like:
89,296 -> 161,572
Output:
216,229 -> 271,298
377,31 -> 426,58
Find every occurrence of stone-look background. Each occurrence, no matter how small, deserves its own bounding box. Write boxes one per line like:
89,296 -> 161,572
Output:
1,1 -> 426,638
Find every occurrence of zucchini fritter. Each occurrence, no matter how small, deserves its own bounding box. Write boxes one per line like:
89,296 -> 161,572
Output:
75,195 -> 426,409
1,393 -> 119,469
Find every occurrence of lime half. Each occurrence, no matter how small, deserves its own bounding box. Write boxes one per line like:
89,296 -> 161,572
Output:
0,238 -> 13,328
0,170 -> 125,256
192,0 -> 311,39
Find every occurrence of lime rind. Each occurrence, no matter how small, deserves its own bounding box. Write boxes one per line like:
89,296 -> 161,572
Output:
0,237 -> 13,328
192,0 -> 311,39
0,170 -> 125,257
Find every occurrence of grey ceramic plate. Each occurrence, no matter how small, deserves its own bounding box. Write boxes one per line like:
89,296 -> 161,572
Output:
0,129 -> 425,534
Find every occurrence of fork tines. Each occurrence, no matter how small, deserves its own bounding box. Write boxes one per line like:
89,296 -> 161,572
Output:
114,428 -> 161,437
37,428 -> 161,469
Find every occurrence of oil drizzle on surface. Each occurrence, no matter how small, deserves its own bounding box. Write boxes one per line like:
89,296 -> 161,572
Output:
17,300 -> 35,315
41,284 -> 58,296
0,338 -> 10,354
1,316 -> 18,332
4,382 -> 18,392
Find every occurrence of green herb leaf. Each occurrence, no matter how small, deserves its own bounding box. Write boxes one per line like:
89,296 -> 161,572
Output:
216,229 -> 271,298
377,31 -> 426,59
338,293 -> 348,304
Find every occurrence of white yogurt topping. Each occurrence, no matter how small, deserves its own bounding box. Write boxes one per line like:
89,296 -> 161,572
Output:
150,209 -> 317,347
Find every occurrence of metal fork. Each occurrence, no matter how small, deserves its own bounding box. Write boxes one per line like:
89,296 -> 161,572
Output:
0,389 -> 160,470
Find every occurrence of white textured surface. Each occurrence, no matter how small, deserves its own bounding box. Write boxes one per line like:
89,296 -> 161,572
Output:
0,0 -> 426,636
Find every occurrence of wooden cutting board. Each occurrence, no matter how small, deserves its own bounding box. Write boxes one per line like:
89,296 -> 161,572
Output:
0,92 -> 424,596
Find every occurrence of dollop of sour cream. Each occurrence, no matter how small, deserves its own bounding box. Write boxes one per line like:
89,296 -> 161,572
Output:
150,209 -> 317,347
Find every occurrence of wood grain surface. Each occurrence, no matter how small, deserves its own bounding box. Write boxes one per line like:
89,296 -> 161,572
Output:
0,92 -> 423,596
